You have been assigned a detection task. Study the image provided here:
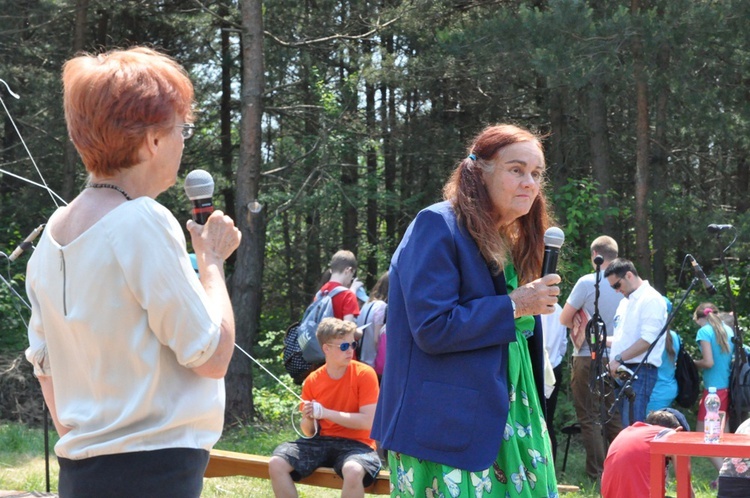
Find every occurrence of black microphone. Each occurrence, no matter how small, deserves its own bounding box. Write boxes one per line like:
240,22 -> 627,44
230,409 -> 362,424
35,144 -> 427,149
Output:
9,224 -> 45,262
707,224 -> 733,233
593,255 -> 604,267
688,255 -> 717,295
541,227 -> 565,277
184,170 -> 214,225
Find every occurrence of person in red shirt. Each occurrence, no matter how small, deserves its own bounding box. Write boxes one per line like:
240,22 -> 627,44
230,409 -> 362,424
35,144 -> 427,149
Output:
601,408 -> 691,498
269,318 -> 381,497
318,250 -> 361,322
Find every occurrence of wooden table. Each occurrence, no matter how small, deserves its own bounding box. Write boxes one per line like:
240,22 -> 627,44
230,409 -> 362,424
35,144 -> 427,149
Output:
649,431 -> 750,497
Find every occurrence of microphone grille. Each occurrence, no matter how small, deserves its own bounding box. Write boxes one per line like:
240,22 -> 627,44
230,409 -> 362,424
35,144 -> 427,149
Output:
184,169 -> 214,200
543,226 -> 565,248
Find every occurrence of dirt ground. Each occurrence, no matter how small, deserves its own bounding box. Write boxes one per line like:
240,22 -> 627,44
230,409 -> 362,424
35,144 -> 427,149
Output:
0,352 -> 45,426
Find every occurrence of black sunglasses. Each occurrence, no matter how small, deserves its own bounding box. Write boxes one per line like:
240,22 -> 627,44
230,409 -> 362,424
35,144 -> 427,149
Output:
330,341 -> 358,352
611,277 -> 625,290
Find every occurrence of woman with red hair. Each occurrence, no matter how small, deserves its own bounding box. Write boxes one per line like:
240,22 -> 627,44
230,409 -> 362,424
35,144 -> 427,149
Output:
24,47 -> 241,497
372,124 -> 560,496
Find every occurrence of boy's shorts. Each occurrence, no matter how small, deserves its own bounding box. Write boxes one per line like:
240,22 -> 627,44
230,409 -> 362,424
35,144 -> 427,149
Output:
272,436 -> 381,486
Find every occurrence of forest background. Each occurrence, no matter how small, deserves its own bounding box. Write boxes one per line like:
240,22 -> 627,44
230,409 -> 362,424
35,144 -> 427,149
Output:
1,0 -> 750,426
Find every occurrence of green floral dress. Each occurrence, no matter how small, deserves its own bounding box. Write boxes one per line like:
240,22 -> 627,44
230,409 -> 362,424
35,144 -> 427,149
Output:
387,264 -> 558,497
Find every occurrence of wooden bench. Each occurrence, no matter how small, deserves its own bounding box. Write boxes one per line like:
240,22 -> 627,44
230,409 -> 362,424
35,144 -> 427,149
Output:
205,450 -> 391,494
205,449 -> 580,494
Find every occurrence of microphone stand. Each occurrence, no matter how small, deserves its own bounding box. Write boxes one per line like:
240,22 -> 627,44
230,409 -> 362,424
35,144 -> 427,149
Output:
609,278 -> 700,420
713,230 -> 746,431
587,260 -> 613,430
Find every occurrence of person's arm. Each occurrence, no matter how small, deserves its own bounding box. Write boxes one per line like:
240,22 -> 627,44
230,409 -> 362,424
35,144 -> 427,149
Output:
559,303 -> 578,329
38,375 -> 71,437
187,211 -> 241,379
609,338 -> 652,374
301,401 -> 318,436
693,340 -> 714,370
314,402 -> 377,431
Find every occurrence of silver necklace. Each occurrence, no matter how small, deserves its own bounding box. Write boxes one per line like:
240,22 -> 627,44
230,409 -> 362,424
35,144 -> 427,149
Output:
86,183 -> 132,201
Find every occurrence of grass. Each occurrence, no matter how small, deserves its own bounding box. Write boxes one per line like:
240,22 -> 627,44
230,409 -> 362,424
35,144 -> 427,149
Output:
0,420 -> 723,497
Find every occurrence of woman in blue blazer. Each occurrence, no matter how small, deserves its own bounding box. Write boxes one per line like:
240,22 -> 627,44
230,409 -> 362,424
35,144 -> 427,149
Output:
371,124 -> 561,497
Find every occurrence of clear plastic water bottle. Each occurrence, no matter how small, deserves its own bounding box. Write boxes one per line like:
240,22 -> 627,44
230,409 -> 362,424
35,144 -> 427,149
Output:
704,386 -> 722,443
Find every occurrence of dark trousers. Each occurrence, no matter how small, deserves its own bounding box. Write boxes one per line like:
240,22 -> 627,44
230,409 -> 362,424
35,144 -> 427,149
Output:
546,363 -> 564,462
58,447 -> 209,498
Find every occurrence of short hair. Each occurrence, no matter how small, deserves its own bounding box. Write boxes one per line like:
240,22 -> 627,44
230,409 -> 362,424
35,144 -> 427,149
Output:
604,258 -> 638,279
591,236 -> 618,261
329,250 -> 357,273
63,46 -> 194,176
646,409 -> 689,431
316,317 -> 357,344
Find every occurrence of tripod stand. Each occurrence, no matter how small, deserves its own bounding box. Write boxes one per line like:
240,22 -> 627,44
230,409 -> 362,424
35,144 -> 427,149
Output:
587,256 -> 617,429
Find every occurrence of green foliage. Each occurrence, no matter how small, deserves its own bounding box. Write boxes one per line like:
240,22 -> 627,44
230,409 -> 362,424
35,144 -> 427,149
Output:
548,177 -> 621,294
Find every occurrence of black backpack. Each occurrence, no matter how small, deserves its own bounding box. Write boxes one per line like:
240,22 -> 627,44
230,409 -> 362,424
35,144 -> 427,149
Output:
282,322 -> 319,385
674,343 -> 700,408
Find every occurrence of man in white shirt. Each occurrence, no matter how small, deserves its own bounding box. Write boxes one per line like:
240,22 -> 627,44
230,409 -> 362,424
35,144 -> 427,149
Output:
604,258 -> 668,426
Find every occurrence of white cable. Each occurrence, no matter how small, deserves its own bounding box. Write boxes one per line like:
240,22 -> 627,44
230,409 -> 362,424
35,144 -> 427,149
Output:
233,343 -> 319,439
0,168 -> 68,206
0,82 -> 61,208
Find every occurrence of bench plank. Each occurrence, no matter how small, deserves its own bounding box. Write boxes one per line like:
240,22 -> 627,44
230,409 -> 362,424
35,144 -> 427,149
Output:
205,449 -> 391,494
205,449 -> 580,494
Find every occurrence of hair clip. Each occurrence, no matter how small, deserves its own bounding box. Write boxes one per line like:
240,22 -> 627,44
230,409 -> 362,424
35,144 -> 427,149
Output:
468,153 -> 477,161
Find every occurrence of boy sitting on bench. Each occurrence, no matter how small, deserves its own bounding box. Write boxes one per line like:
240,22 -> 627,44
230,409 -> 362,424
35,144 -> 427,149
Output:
269,317 -> 381,498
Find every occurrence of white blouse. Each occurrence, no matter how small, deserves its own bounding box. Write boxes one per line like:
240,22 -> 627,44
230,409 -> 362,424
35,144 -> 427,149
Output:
25,197 -> 224,459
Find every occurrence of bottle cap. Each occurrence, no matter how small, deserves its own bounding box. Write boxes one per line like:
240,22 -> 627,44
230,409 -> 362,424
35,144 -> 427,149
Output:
708,386 -> 717,393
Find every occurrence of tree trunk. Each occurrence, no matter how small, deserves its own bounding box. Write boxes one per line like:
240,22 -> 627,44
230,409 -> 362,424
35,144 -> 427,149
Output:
632,0 -> 651,280
340,65 -> 358,253
587,80 -> 615,234
651,40 -> 670,293
62,0 -> 90,201
364,80 -> 378,287
226,0 -> 266,424
219,1 -> 236,223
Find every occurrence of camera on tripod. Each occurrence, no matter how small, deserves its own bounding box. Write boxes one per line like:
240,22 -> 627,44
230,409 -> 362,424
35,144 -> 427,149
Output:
615,364 -> 637,381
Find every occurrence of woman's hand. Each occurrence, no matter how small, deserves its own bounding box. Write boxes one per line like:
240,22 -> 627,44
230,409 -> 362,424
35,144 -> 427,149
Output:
187,210 -> 241,265
510,273 -> 561,316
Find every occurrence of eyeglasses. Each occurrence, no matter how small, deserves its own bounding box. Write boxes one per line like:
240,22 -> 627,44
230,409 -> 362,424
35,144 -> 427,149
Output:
329,341 -> 358,352
176,123 -> 195,140
611,277 -> 624,291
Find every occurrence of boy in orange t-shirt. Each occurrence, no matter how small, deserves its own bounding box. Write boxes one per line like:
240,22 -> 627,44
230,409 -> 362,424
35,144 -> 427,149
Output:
269,318 -> 381,497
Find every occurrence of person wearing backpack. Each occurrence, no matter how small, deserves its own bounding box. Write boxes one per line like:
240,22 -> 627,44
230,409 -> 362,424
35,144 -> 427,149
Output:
693,302 -> 735,477
319,250 -> 361,323
646,297 -> 681,413
282,251 -> 362,385
356,272 -> 388,372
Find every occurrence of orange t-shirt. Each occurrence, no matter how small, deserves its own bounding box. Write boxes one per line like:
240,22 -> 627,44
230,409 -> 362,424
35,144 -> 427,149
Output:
301,361 -> 380,449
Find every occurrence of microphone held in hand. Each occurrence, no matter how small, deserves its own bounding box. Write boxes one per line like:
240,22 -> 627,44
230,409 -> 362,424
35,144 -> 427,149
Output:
9,224 -> 45,262
688,254 -> 717,295
541,227 -> 565,277
707,224 -> 733,233
184,169 -> 214,225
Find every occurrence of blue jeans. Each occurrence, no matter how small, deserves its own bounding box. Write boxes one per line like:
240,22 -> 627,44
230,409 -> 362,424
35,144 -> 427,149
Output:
617,363 -> 658,426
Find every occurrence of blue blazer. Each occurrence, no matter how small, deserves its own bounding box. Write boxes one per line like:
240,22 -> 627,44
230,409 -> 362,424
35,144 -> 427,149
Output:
371,201 -> 546,471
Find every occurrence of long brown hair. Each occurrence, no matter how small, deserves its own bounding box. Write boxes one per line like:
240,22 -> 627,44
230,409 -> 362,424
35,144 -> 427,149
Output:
694,302 -> 731,353
443,124 -> 552,284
